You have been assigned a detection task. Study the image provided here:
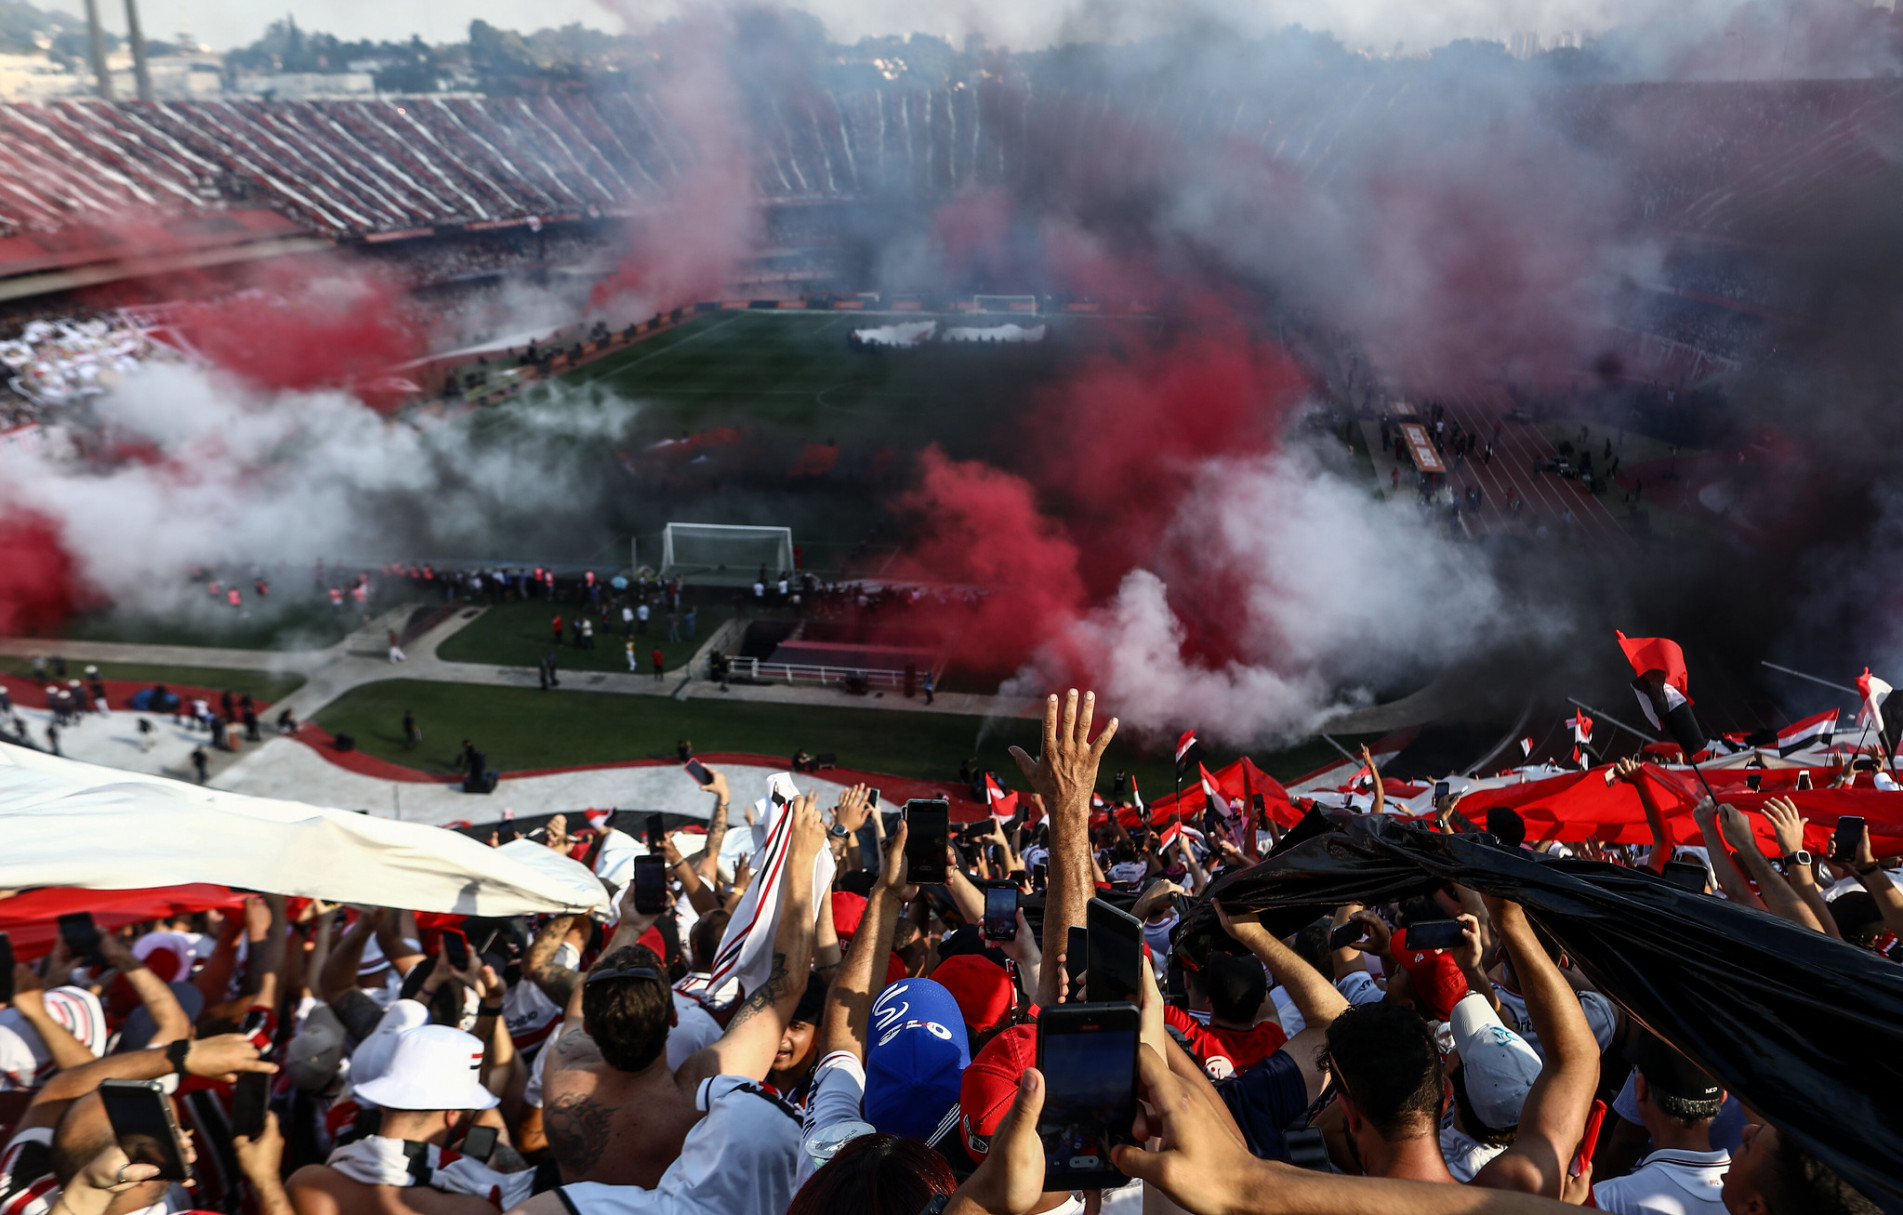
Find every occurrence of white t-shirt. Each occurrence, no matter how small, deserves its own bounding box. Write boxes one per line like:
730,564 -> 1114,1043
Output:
1440,1123 -> 1508,1182
1107,861 -> 1147,885
1593,1148 -> 1731,1214
796,1052 -> 872,1185
558,1075 -> 801,1215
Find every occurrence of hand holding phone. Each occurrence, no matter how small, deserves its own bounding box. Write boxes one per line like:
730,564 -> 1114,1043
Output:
1400,919 -> 1464,952
983,885 -> 1019,941
57,912 -> 104,967
441,928 -> 470,972
99,1080 -> 192,1182
1086,899 -> 1144,1005
684,759 -> 712,786
632,853 -> 670,915
1832,815 -> 1868,864
646,813 -> 666,852
1037,1003 -> 1139,1190
904,800 -> 950,884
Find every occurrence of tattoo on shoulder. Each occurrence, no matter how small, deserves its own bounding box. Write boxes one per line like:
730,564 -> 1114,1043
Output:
544,1091 -> 613,1175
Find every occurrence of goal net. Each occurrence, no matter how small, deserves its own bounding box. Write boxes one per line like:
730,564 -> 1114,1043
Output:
972,294 -> 1038,315
659,523 -> 795,584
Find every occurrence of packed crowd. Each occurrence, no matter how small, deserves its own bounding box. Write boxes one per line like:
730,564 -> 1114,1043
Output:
0,315 -> 169,419
0,691 -> 1886,1215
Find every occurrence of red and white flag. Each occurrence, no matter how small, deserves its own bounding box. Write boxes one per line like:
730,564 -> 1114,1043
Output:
1569,710 -> 1594,745
1128,774 -> 1145,812
584,807 -> 613,830
1777,707 -> 1838,756
1519,737 -> 1534,760
1175,730 -> 1199,781
1858,668 -> 1893,734
984,773 -> 1018,822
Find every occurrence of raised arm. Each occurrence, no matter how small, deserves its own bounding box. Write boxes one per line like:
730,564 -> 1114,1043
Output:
816,822 -> 908,1063
1692,799 -> 1763,909
1359,744 -> 1385,817
524,914 -> 583,1007
7,965 -> 95,1072
662,834 -> 717,916
22,1033 -> 273,1130
1762,797 -> 1838,938
1472,900 -> 1599,1200
697,768 -> 733,885
1718,804 -> 1827,934
1010,690 -> 1118,1008
1214,898 -> 1347,1031
96,933 -> 189,1045
1614,759 -> 1671,873
317,908 -> 381,1004
684,793 -> 826,1083
1850,819 -> 1903,943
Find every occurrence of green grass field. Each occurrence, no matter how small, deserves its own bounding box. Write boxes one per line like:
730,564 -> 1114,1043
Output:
0,657 -> 305,704
434,600 -> 729,675
312,678 -> 1358,794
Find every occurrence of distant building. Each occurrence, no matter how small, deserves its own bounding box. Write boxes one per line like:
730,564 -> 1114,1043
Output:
0,53 -> 88,100
228,71 -> 376,99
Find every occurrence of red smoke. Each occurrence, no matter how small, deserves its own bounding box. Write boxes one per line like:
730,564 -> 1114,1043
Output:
892,321 -> 1308,679
0,512 -> 84,636
164,264 -> 420,395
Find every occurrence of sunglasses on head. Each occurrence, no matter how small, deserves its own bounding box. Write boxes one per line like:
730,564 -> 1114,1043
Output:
585,962 -> 662,986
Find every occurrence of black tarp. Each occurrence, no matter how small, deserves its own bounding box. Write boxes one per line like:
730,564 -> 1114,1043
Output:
1183,814 -> 1903,1213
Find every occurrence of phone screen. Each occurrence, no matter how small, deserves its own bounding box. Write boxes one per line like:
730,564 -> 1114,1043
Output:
983,886 -> 1018,941
99,1080 -> 191,1181
461,1124 -> 499,1162
1661,861 -> 1709,893
441,929 -> 470,971
632,854 -> 670,914
867,788 -> 880,808
1401,919 -> 1464,952
1433,780 -> 1451,802
1328,922 -> 1366,951
0,934 -> 13,1004
684,760 -> 711,786
1796,770 -> 1813,791
1033,861 -> 1048,890
1064,927 -> 1088,998
1832,816 -> 1867,864
232,1071 -> 270,1140
57,912 -> 101,962
646,814 -> 666,852
1037,1005 -> 1138,1190
904,801 -> 950,884
1086,899 -> 1144,1005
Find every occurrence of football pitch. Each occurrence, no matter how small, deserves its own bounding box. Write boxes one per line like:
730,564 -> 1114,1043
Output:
552,309 -> 1159,454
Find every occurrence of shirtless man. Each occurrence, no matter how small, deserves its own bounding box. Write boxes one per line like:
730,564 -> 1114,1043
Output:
528,793 -> 823,1191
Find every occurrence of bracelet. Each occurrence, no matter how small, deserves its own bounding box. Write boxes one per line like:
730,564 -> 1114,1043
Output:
479,1002 -> 505,1017
1859,862 -> 1885,876
167,1038 -> 192,1076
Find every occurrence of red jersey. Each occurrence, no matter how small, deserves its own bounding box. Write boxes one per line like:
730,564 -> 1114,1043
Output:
1163,1004 -> 1287,1080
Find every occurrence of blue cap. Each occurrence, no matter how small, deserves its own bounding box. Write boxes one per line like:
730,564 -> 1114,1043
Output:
864,978 -> 970,1142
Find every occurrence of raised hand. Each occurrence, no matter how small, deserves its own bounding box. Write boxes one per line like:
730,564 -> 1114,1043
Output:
1009,689 -> 1117,816
835,784 -> 874,834
1762,796 -> 1808,858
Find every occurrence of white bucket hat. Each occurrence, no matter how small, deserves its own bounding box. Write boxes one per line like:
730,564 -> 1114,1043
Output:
352,1024 -> 497,1112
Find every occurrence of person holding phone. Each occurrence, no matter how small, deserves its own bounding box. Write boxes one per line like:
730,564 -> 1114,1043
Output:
1842,813 -> 1903,950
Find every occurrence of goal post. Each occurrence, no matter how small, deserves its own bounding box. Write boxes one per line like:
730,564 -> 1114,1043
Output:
659,523 -> 795,584
972,294 -> 1038,315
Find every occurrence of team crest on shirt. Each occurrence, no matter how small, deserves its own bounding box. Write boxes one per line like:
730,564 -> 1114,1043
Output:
1204,1055 -> 1234,1080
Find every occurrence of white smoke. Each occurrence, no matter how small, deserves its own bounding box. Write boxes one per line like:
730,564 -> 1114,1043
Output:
1040,448 -> 1555,745
0,361 -> 644,612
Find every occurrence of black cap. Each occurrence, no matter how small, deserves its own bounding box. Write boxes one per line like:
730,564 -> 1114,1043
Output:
1629,1034 -> 1721,1103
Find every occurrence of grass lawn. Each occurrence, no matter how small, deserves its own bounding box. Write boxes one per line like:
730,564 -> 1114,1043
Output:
312,678 -> 1361,794
16,598 -> 353,652
435,600 -> 728,676
0,657 -> 305,704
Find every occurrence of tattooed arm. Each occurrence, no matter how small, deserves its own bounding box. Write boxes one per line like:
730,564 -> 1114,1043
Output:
678,793 -> 826,1086
525,914 -> 582,1007
696,769 -> 732,887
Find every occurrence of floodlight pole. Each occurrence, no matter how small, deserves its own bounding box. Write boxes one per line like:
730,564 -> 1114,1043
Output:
1760,661 -> 1859,697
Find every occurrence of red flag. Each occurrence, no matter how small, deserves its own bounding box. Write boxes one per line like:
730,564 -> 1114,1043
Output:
1616,632 -> 1692,699
1175,730 -> 1199,764
984,773 -> 1017,822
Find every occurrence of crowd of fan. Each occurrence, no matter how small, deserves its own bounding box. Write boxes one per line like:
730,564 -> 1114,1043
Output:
0,692 -> 1887,1215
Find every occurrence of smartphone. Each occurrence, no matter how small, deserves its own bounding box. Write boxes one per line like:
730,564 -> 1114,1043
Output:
1086,899 -> 1145,1005
1033,861 -> 1048,889
99,1079 -> 192,1182
1832,816 -> 1868,864
441,928 -> 470,971
1433,779 -> 1451,803
57,912 -> 102,964
684,759 -> 712,786
0,934 -> 13,1004
1796,770 -> 1813,791
903,800 -> 950,884
646,813 -> 665,852
867,788 -> 880,809
1064,927 -> 1088,998
1662,861 -> 1710,893
1745,773 -> 1762,792
1328,921 -> 1367,951
1402,919 -> 1464,952
1036,1003 -> 1140,1191
983,885 -> 1019,941
632,853 -> 670,915
1855,757 -> 1880,772
232,1071 -> 270,1140
460,1124 -> 499,1163
1571,1099 -> 1609,1178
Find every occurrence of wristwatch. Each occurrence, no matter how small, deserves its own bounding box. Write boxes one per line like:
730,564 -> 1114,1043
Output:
167,1038 -> 192,1076
1784,850 -> 1813,867
827,823 -> 852,840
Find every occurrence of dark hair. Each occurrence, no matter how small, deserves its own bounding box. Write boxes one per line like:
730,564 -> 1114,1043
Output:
581,945 -> 672,1073
1322,1003 -> 1444,1139
1202,951 -> 1267,1025
1827,891 -> 1883,947
1771,1129 -> 1881,1215
836,869 -> 876,897
1449,1065 -> 1517,1147
1291,915 -> 1334,976
1397,896 -> 1442,927
1654,1090 -> 1724,1126
690,910 -> 730,972
786,1133 -> 955,1215
1485,807 -> 1527,849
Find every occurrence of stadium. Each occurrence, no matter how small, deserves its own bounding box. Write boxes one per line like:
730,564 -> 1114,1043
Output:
3,3 -> 1903,1213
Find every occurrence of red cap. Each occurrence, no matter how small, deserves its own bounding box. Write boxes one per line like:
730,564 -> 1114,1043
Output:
884,951 -> 910,988
960,1024 -> 1036,1157
932,954 -> 1015,1034
1391,930 -> 1468,1022
831,891 -> 868,940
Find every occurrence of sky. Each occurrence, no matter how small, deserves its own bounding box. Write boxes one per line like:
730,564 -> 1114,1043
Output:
43,0 -> 1747,56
